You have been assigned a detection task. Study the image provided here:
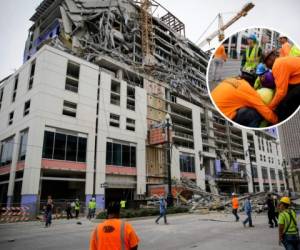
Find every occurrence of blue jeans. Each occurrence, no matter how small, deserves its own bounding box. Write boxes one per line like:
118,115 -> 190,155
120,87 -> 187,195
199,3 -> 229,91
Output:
156,211 -> 167,224
243,212 -> 253,226
45,211 -> 52,227
282,234 -> 300,250
233,108 -> 263,127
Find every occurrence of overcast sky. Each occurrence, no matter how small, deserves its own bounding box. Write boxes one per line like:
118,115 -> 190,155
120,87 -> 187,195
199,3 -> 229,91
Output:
0,0 -> 299,79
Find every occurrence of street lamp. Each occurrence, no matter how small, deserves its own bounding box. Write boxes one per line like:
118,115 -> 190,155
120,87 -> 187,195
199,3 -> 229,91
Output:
165,113 -> 174,207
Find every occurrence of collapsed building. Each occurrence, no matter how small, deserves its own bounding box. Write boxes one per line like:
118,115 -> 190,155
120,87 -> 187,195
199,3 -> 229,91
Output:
0,0 -> 286,214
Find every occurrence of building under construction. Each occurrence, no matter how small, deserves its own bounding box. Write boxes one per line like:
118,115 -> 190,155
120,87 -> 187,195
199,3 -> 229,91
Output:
0,0 -> 286,214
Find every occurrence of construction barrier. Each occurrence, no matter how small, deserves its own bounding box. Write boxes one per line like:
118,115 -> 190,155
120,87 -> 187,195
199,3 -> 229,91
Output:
0,206 -> 30,223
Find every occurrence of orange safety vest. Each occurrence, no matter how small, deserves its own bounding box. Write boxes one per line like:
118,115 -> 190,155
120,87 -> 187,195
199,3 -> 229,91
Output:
232,197 -> 239,209
89,219 -> 139,250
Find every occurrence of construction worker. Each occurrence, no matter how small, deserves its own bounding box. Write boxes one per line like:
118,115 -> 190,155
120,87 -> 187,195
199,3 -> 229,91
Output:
155,197 -> 168,225
279,34 -> 292,57
243,196 -> 254,228
88,198 -> 96,220
66,201 -> 73,220
231,193 -> 240,222
241,34 -> 262,72
75,198 -> 80,219
89,201 -> 139,250
211,44 -> 227,82
44,195 -> 53,227
120,200 -> 127,209
266,194 -> 278,228
278,197 -> 300,249
263,50 -> 300,121
211,70 -> 278,127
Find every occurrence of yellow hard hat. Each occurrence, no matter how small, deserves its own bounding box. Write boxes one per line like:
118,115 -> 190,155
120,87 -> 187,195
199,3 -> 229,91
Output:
280,197 -> 291,205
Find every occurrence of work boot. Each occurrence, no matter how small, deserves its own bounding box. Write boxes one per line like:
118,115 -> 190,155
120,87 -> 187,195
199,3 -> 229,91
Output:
242,222 -> 246,228
249,225 -> 255,228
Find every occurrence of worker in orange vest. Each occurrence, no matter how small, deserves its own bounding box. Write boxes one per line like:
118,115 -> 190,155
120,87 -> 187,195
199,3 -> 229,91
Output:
211,44 -> 227,82
231,193 -> 240,222
263,50 -> 300,121
211,70 -> 278,127
89,201 -> 139,250
278,34 -> 292,57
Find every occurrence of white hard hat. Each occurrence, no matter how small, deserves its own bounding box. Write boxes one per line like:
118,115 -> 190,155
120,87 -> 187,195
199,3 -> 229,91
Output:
92,197 -> 95,201
279,34 -> 288,39
232,192 -> 236,196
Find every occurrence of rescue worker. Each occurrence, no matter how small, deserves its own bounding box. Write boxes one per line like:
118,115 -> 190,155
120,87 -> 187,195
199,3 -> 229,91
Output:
211,70 -> 278,127
279,34 -> 292,57
88,198 -> 96,220
211,44 -> 227,82
155,197 -> 168,225
66,201 -> 73,220
241,34 -> 262,72
120,200 -> 127,209
89,201 -> 139,250
263,50 -> 300,121
44,195 -> 53,227
278,197 -> 300,249
266,194 -> 278,228
75,198 -> 80,219
243,196 -> 254,228
231,193 -> 240,222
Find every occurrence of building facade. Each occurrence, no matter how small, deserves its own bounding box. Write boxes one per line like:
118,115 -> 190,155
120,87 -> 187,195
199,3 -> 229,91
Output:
0,0 -> 287,215
279,111 -> 300,192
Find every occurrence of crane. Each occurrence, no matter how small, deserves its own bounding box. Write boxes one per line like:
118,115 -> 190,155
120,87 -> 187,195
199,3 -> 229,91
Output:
198,2 -> 255,48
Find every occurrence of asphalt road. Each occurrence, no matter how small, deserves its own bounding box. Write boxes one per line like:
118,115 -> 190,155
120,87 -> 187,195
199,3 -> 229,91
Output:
208,59 -> 241,90
0,213 -> 284,250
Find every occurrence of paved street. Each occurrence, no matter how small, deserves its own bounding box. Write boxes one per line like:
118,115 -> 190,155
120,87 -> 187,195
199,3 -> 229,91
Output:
208,59 -> 241,90
0,213 -> 283,250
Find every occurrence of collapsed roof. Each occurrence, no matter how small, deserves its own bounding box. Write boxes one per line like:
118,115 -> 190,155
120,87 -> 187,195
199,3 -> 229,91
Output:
25,0 -> 209,101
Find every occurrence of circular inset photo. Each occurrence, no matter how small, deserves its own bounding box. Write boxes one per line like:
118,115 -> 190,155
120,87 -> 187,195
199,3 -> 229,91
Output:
207,28 -> 300,129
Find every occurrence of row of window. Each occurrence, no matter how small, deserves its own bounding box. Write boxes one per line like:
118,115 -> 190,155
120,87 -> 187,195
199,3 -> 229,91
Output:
109,113 -> 136,131
42,131 -> 87,162
8,100 -> 31,126
0,60 -> 35,113
110,80 -> 136,111
259,154 -> 275,164
0,129 -> 29,166
258,137 -> 273,153
180,154 -> 195,173
106,142 -> 136,167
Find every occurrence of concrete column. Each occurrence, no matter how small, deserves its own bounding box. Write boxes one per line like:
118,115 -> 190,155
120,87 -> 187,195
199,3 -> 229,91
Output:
192,106 -> 205,190
171,147 -> 181,181
242,131 -> 253,193
257,165 -> 264,192
7,133 -> 20,206
21,119 -> 44,216
136,141 -> 146,195
267,168 -> 272,191
85,132 -> 95,201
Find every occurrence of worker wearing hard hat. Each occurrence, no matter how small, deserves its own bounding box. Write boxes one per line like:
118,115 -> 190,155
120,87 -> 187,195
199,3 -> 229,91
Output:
212,44 -> 228,82
241,34 -> 262,72
278,197 -> 300,249
263,50 -> 300,121
89,201 -> 139,250
211,70 -> 278,127
231,193 -> 239,222
278,34 -> 300,57
279,34 -> 292,57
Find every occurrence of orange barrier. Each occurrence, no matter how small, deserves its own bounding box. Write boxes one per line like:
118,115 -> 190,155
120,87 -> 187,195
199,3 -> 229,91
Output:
0,206 -> 30,223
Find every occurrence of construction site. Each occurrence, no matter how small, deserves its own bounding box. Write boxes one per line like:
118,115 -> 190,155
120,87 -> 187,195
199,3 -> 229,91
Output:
0,0 -> 288,218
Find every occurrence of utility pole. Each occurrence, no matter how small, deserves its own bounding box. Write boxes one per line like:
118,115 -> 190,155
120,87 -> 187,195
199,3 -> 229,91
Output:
165,113 -> 173,207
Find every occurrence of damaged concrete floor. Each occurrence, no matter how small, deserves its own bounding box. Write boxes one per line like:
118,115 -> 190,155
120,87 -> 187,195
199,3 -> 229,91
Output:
0,213 -> 282,250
